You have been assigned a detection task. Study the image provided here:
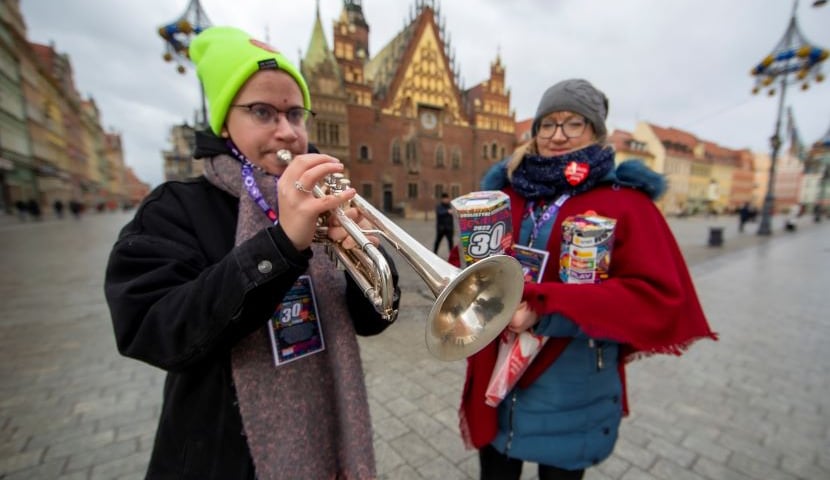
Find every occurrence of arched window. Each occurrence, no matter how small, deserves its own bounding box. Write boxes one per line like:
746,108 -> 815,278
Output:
490,142 -> 498,159
391,139 -> 401,164
405,139 -> 419,173
359,145 -> 370,162
435,144 -> 445,168
451,148 -> 461,169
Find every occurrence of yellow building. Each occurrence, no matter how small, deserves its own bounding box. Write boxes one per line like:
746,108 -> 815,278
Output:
19,47 -> 69,205
633,122 -> 695,215
702,141 -> 741,214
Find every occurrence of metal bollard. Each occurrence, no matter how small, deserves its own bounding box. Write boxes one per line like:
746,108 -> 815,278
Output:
708,227 -> 724,247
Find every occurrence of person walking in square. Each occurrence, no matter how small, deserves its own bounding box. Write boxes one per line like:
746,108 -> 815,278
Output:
53,199 -> 64,219
433,192 -> 454,254
738,202 -> 752,233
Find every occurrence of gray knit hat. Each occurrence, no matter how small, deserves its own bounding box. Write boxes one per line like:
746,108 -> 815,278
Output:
531,78 -> 609,141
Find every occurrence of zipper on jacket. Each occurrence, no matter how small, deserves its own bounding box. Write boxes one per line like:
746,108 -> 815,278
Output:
589,339 -> 604,371
505,390 -> 518,454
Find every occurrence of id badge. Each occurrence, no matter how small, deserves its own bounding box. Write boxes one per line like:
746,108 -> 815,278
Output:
512,244 -> 550,283
268,275 -> 325,366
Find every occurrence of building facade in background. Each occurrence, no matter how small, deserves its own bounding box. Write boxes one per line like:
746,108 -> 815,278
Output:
162,122 -> 200,182
807,122 -> 830,209
0,0 -> 144,215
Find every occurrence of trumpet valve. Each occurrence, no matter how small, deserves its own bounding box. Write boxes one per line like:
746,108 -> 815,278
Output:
327,173 -> 352,206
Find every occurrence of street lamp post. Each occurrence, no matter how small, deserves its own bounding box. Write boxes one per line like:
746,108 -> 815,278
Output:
756,76 -> 788,236
750,0 -> 828,235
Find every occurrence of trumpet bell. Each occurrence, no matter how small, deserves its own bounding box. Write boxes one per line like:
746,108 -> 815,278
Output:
426,255 -> 524,361
274,151 -> 525,360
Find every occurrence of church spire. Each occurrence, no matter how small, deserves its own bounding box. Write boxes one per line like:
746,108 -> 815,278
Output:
304,1 -> 331,70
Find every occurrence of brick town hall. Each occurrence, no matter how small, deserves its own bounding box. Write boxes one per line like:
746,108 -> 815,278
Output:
300,0 -> 518,216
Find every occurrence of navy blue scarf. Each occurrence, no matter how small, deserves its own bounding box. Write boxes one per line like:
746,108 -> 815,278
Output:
511,144 -> 616,199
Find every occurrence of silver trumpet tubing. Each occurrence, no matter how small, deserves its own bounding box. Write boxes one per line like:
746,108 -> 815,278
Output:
282,150 -> 525,361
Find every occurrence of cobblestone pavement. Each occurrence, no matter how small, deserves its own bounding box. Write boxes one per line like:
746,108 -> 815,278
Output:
0,210 -> 827,479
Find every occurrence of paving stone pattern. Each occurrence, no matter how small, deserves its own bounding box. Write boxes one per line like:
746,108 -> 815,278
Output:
0,211 -> 827,479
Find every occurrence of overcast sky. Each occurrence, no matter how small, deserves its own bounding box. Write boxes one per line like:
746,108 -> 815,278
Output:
19,0 -> 830,188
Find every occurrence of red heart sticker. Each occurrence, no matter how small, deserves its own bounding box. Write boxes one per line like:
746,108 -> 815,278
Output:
564,161 -> 589,186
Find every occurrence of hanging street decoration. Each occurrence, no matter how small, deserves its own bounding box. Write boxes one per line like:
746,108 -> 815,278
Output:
751,15 -> 828,95
158,0 -> 212,74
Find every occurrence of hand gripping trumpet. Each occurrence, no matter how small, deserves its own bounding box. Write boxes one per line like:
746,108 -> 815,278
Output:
278,150 -> 525,361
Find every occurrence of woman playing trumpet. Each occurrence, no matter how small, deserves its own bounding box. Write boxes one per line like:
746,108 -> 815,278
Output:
104,26 -> 398,480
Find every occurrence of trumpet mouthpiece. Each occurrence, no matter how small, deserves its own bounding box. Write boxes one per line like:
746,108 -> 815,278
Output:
277,149 -> 293,165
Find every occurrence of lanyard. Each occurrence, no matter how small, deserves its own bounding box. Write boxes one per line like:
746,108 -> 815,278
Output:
227,141 -> 280,224
526,194 -> 570,246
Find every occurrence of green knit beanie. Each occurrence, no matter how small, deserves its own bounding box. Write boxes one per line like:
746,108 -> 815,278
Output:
189,26 -> 311,135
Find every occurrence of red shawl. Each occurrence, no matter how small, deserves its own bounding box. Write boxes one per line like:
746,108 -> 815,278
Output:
458,185 -> 717,449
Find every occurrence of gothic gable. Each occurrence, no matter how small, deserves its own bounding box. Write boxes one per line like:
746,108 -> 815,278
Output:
372,9 -> 467,126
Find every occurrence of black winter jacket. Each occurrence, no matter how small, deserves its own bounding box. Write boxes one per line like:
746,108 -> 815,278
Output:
104,176 -> 396,479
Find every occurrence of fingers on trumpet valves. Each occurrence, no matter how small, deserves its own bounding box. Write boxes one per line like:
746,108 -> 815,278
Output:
326,174 -> 351,198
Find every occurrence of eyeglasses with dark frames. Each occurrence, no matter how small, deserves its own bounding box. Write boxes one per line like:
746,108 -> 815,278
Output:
230,102 -> 316,127
537,116 -> 589,139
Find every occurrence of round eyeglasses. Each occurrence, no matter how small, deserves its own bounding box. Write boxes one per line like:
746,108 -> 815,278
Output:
231,102 -> 316,127
536,116 -> 589,139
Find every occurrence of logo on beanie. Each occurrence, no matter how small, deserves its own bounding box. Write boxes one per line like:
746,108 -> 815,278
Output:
249,38 -> 279,54
258,59 -> 279,70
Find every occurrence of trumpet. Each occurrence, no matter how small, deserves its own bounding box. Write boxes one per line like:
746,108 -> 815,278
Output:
281,150 -> 525,361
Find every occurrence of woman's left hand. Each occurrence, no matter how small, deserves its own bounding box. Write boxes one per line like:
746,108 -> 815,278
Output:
507,301 -> 539,333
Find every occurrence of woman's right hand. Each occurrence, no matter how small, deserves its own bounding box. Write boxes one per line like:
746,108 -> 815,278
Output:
508,301 -> 539,333
276,153 -> 356,250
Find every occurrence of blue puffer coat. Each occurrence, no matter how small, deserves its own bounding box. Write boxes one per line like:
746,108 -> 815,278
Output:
481,157 -> 665,469
491,323 -> 622,468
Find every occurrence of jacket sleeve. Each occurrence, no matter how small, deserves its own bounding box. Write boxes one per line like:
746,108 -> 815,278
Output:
523,191 -> 711,353
104,185 -> 311,372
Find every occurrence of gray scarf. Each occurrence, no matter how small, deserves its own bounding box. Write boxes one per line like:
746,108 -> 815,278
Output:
204,154 -> 376,480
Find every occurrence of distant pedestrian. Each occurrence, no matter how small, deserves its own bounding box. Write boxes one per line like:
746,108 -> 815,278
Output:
15,200 -> 27,221
53,200 -> 65,219
433,193 -> 454,254
813,203 -> 823,223
738,202 -> 752,233
69,199 -> 83,220
26,199 -> 41,221
785,204 -> 800,232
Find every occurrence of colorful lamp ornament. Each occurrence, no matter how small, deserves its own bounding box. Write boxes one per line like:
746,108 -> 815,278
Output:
750,13 -> 828,95
158,0 -> 212,74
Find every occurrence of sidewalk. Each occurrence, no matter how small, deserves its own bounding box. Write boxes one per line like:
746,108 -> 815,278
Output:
0,211 -> 828,479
